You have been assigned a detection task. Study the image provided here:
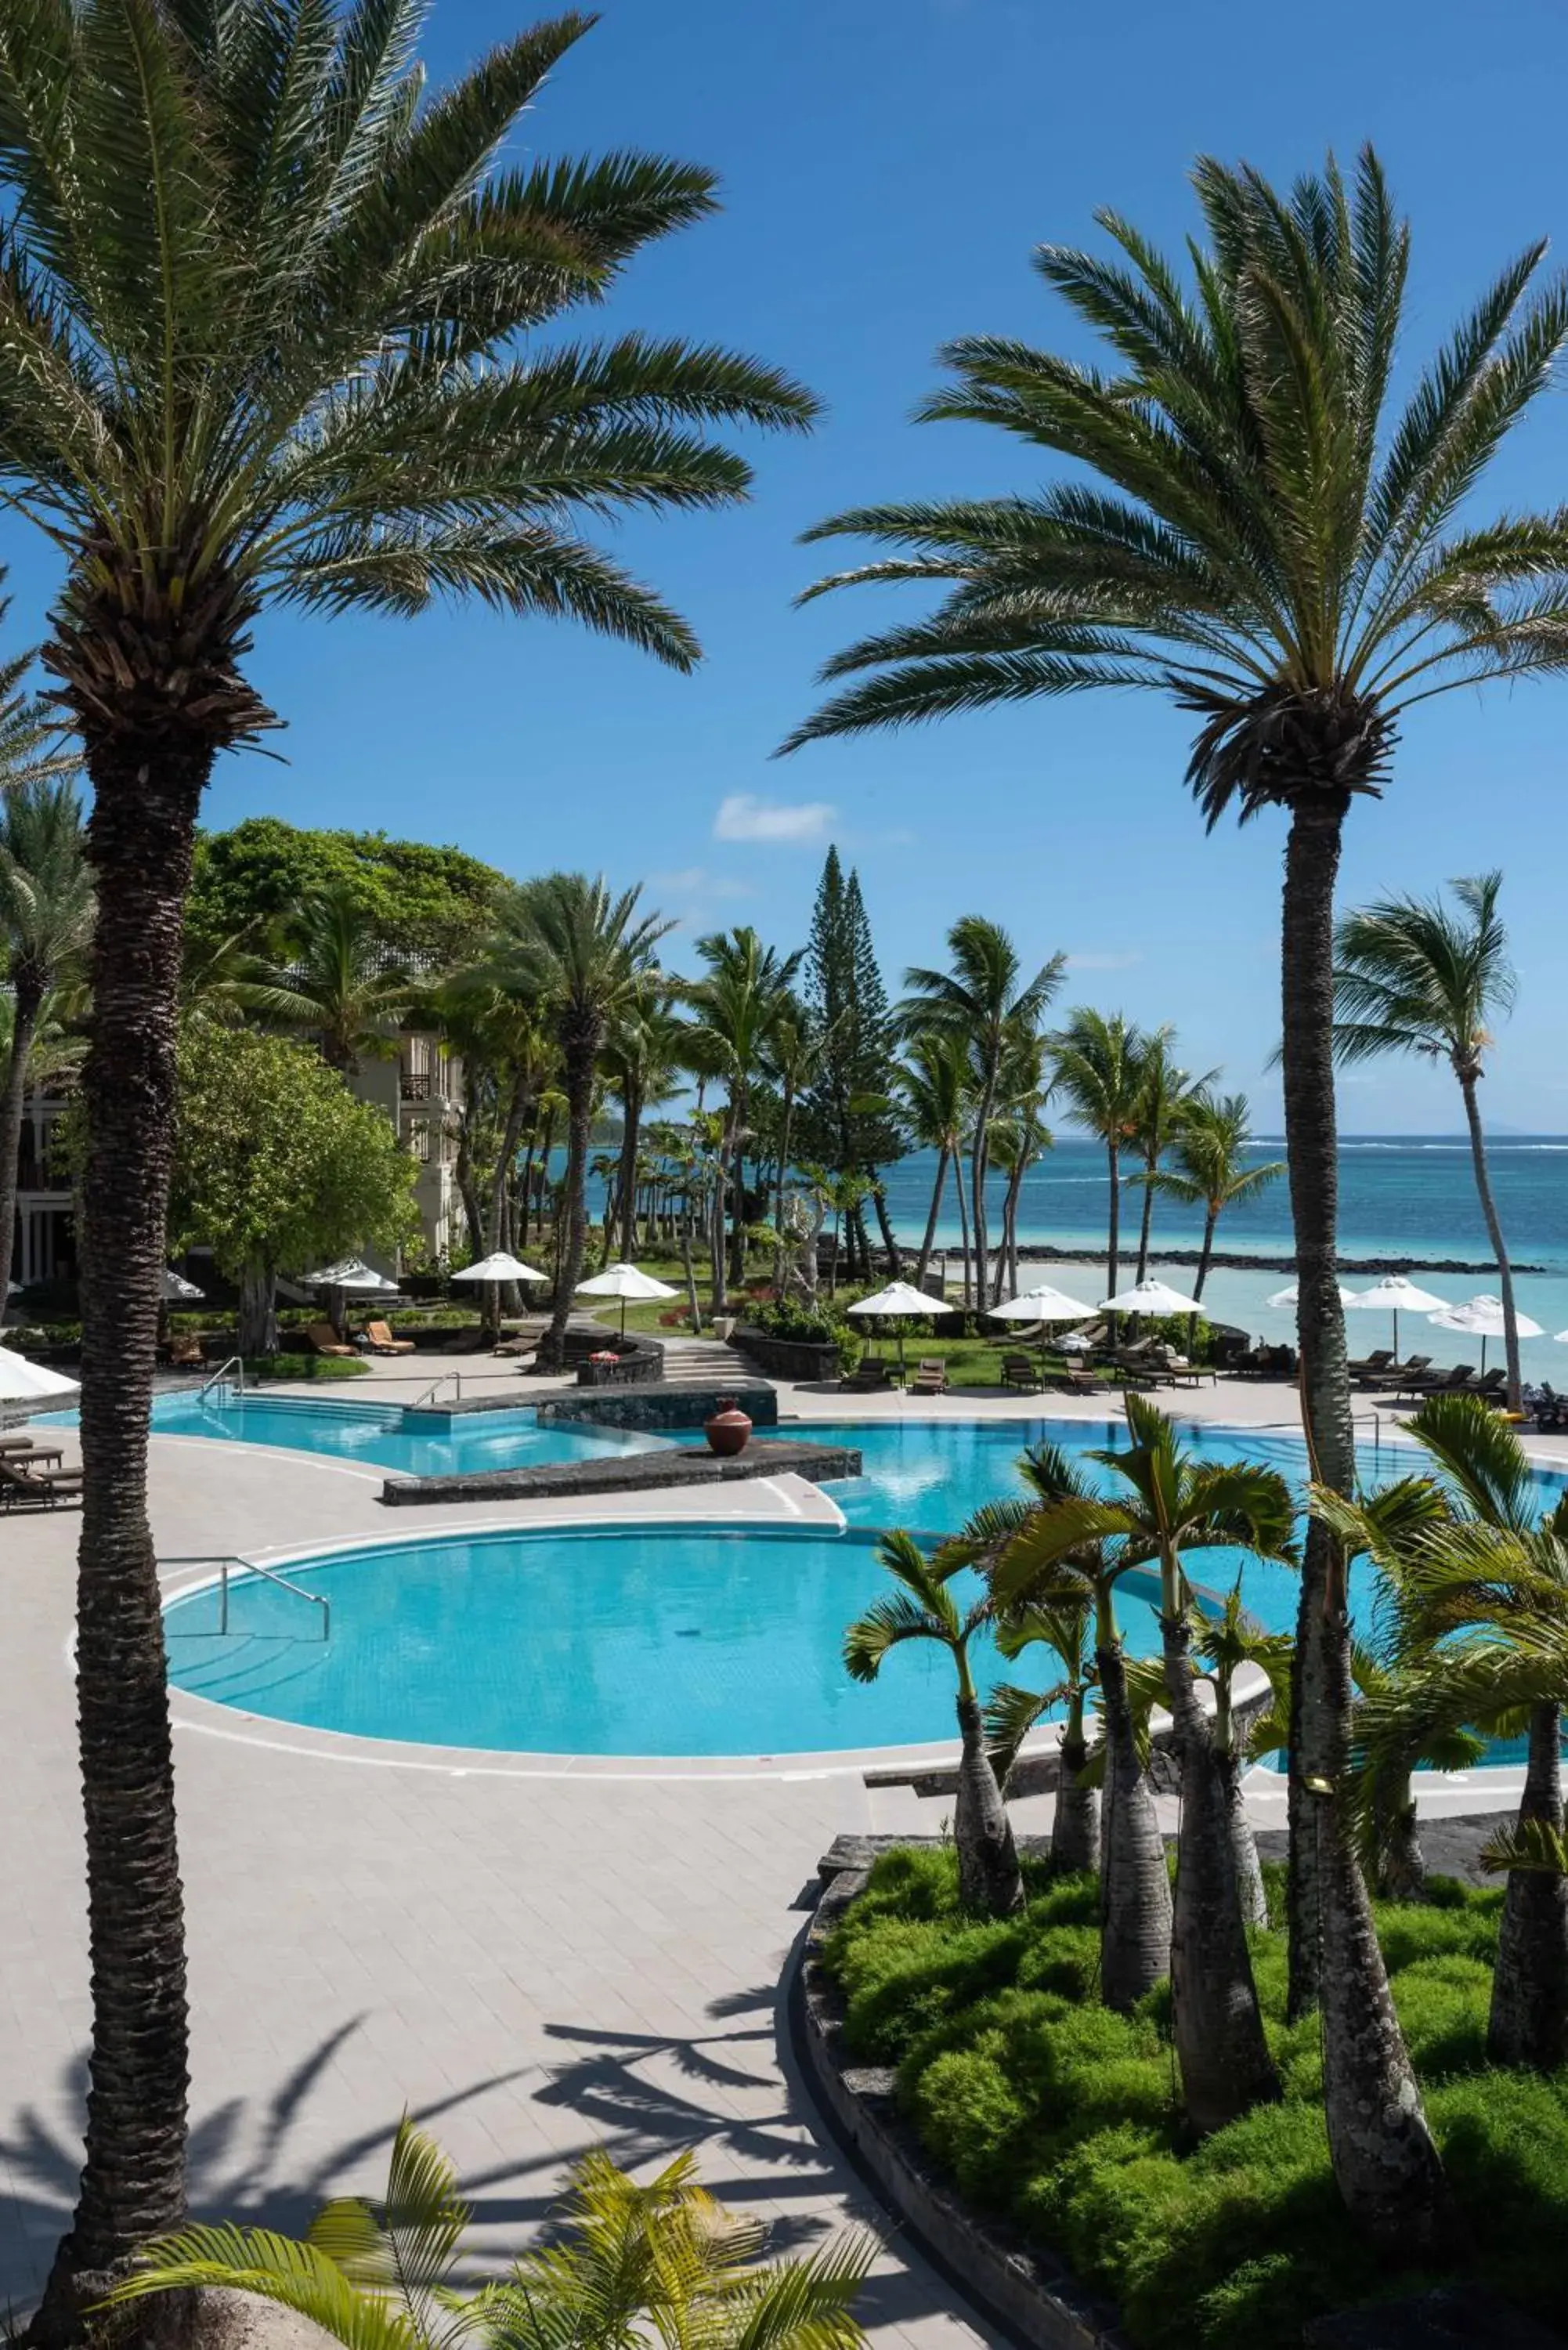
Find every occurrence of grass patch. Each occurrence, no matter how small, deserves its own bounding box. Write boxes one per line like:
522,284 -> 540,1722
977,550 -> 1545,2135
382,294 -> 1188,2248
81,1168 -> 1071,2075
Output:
822,1846 -> 1567,2349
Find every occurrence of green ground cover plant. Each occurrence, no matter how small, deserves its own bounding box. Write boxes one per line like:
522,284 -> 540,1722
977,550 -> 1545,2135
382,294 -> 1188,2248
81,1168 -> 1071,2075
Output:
824,1847 -> 1568,2348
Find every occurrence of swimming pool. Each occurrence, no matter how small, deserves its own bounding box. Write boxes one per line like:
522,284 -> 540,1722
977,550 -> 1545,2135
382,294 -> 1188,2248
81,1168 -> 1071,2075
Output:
142,1390 -> 663,1477
162,1524 -> 1171,1755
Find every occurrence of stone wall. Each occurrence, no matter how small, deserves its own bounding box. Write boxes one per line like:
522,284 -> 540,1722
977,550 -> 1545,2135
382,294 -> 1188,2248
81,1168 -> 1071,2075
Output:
537,1381 -> 779,1431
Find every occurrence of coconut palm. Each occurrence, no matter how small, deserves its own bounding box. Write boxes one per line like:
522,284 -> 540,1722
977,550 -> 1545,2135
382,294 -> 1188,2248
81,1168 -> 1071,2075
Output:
897,918 -> 1064,1310
490,877 -> 670,1369
1137,1091 -> 1284,1302
602,983 -> 687,1264
248,886 -> 415,1072
896,1030 -> 973,1295
761,994 -> 826,1287
1048,1009 -> 1147,1311
107,2116 -> 872,2350
983,1590 -> 1100,1875
779,150 -> 1568,2239
0,5 -> 814,2316
986,1021 -> 1053,1304
1127,1028 -> 1209,1284
997,1399 -> 1294,2132
682,927 -> 802,1304
989,1443 -> 1172,2010
846,1530 -> 1023,1915
1335,874 -> 1523,1404
0,780 -> 92,1298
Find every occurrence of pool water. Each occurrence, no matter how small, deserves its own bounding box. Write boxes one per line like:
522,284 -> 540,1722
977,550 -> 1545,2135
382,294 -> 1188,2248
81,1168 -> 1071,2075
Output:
163,1524 -> 1170,1755
143,1390 -> 662,1477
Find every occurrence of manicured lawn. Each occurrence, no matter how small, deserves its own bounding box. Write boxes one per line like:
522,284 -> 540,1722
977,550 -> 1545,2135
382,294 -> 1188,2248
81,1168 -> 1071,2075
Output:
825,1846 -> 1568,2349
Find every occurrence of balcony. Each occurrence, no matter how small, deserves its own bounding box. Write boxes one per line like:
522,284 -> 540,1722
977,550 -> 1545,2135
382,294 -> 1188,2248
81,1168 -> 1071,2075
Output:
399,1072 -> 434,1102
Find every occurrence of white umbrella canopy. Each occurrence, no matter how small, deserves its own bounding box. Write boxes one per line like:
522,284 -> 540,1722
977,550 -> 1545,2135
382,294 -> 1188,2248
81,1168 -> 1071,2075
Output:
1429,1293 -> 1542,1377
301,1257 -> 399,1294
1100,1276 -> 1201,1316
161,1267 -> 205,1303
1266,1280 -> 1360,1310
452,1253 -> 549,1285
0,1344 -> 79,1404
847,1278 -> 956,1378
1346,1274 -> 1447,1357
576,1261 -> 678,1340
988,1282 -> 1097,1323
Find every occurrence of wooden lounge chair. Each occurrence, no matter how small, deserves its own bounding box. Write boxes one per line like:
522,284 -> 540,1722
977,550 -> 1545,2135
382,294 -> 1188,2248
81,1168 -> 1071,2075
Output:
1347,1347 -> 1393,1384
1401,1361 -> 1474,1397
1001,1352 -> 1042,1392
364,1319 -> 416,1356
167,1331 -> 204,1368
1046,1365 -> 1103,1399
909,1358 -> 949,1396
1467,1367 -> 1506,1400
0,1456 -> 83,1509
840,1358 -> 894,1393
304,1321 -> 356,1359
0,1432 -> 38,1455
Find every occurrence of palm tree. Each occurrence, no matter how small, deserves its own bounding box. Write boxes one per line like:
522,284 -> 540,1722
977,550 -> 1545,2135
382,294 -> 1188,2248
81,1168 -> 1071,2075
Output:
107,2117 -> 871,2350
990,1443 -> 1172,2011
985,1020 -> 1053,1304
1137,1091 -> 1284,1301
1128,1028 -> 1208,1284
999,1399 -> 1293,2133
1049,1009 -> 1147,1311
984,1591 -> 1100,1875
0,780 -> 92,1298
1190,1585 -> 1294,1926
1335,874 -> 1523,1405
682,927 -> 802,1303
1317,1396 -> 1568,2070
602,982 -> 687,1264
0,5 -> 814,2317
846,1530 -> 1024,1915
493,877 -> 670,1370
779,152 -> 1568,2240
898,917 -> 1064,1310
762,995 -> 826,1289
895,1030 -> 971,1294
249,886 -> 414,1072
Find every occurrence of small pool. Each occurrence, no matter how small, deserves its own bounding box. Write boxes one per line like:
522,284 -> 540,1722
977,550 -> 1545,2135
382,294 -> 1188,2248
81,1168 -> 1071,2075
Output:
143,1391 -> 663,1477
163,1524 -> 1171,1755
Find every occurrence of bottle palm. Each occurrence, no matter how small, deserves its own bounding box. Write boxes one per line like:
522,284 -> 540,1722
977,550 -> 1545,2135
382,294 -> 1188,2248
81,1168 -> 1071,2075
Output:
896,917 -> 1064,1310
1048,1009 -> 1147,1311
1335,874 -> 1523,1402
1137,1091 -> 1283,1302
0,9 -> 815,2312
783,150 -> 1568,2238
0,779 -> 92,1296
488,877 -> 671,1368
105,2117 -> 871,2350
979,1570 -> 1100,1875
845,1530 -> 1023,1915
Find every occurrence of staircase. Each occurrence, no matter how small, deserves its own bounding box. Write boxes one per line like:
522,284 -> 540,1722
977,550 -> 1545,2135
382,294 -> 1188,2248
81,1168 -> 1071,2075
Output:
657,1333 -> 768,1388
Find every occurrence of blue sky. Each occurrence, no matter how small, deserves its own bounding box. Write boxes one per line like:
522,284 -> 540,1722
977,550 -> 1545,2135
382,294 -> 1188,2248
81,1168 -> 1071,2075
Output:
9,0 -> 1568,1129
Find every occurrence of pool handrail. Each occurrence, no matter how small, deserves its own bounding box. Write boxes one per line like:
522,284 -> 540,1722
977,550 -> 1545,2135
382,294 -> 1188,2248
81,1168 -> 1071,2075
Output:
198,1354 -> 245,1401
161,1552 -> 330,1640
413,1368 -> 462,1408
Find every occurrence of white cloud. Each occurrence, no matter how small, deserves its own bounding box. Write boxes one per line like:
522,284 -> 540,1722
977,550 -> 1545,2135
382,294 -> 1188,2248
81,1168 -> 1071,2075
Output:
714,793 -> 836,845
1064,949 -> 1143,972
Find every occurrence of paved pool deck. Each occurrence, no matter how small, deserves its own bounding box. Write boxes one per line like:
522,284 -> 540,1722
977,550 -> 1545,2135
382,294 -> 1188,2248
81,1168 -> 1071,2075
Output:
0,1342 -> 1539,2331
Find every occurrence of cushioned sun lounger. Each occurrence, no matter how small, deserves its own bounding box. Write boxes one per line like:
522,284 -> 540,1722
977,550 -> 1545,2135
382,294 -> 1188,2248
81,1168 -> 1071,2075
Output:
0,1457 -> 83,1509
305,1321 -> 356,1358
364,1319 -> 416,1355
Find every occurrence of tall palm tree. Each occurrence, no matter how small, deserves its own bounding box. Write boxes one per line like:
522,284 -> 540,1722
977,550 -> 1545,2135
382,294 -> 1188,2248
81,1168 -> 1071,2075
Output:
779,152 -> 1568,2240
1137,1090 -> 1284,1301
682,927 -> 802,1305
1128,1027 -> 1207,1284
898,917 -> 1064,1310
987,1021 -> 1052,1303
493,877 -> 670,1369
0,780 -> 92,1296
1049,1009 -> 1146,1310
845,1531 -> 1023,1917
602,982 -> 687,1264
0,4 -> 813,2320
250,885 -> 414,1072
1335,874 -> 1523,1404
896,1030 -> 972,1294
761,995 -> 826,1287
998,1400 -> 1294,2134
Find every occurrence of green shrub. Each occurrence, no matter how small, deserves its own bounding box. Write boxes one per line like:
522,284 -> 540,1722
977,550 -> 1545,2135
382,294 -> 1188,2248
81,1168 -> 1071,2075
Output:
246,1353 -> 371,1381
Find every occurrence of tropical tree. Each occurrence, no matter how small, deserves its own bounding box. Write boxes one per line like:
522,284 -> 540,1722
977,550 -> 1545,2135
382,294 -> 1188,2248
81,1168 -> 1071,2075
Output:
1127,1027 -> 1207,1284
1335,874 -> 1523,1404
846,1530 -> 1024,1915
0,3 -> 814,2317
896,1030 -> 972,1294
1049,1009 -> 1147,1310
999,1399 -> 1294,2132
491,877 -> 670,1368
798,847 -> 903,1281
107,2117 -> 872,2350
1190,1585 -> 1294,1926
248,885 -> 415,1072
682,926 -> 801,1303
0,780 -> 92,1298
781,150 -> 1568,2240
602,982 -> 687,1264
984,1592 -> 1100,1875
897,917 -> 1064,1308
988,1022 -> 1053,1303
1137,1091 -> 1284,1301
761,993 -> 825,1286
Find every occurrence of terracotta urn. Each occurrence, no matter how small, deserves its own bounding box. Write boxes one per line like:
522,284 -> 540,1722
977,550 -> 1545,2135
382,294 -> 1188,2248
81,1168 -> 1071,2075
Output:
704,1396 -> 753,1457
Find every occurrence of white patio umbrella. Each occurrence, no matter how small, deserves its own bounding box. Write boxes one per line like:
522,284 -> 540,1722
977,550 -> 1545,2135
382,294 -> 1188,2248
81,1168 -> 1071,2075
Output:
1346,1274 -> 1446,1359
1429,1293 -> 1542,1378
1266,1280 -> 1360,1310
847,1278 -> 957,1378
988,1282 -> 1097,1378
160,1267 -> 205,1303
0,1343 -> 78,1423
301,1256 -> 399,1340
452,1250 -> 550,1338
1100,1276 -> 1201,1316
576,1260 -> 679,1340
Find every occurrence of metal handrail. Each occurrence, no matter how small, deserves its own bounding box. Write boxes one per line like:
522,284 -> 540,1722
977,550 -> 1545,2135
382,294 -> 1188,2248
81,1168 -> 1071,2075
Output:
161,1553 -> 331,1640
199,1354 -> 245,1399
413,1368 -> 462,1408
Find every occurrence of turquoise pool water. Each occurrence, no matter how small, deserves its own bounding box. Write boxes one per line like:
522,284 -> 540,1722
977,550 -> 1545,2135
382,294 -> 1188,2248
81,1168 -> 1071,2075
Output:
142,1390 -> 662,1477
163,1524 -> 1170,1755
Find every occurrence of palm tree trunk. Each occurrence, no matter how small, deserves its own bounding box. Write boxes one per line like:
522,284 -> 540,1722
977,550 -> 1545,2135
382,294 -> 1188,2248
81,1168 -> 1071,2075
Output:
1222,1749 -> 1269,1929
617,1084 -> 643,1264
1104,1141 -> 1121,1343
956,1146 -> 972,1311
995,1156 -> 1025,1306
1375,1777 -> 1425,1903
915,1144 -> 948,1289
1135,1152 -> 1155,1283
1193,1206 -> 1219,1303
970,1068 -> 996,1321
237,1258 -> 280,1358
33,754 -> 201,2344
539,1027 -> 598,1371
1160,1612 -> 1279,2132
0,975 -> 42,1296
710,1133 -> 730,1316
953,1687 -> 1024,1916
1052,1698 -> 1099,1875
455,1082 -> 486,1259
774,1080 -> 796,1288
517,1136 -> 537,1253
1459,1072 -> 1523,1410
1097,1642 -> 1171,2011
1488,1703 -> 1568,2070
1280,791 -> 1451,2248
680,1219 -> 703,1336
868,1168 -> 901,1277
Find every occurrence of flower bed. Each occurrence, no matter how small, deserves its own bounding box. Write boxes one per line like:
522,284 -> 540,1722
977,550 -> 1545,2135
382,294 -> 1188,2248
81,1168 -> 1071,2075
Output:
822,1846 -> 1568,2350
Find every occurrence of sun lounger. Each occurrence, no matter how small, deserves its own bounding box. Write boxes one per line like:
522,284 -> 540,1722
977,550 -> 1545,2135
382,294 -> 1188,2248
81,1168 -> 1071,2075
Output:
364,1319 -> 415,1356
1346,1348 -> 1393,1381
909,1358 -> 949,1396
0,1433 -> 38,1455
1399,1362 -> 1475,1398
0,1457 -> 83,1509
1046,1366 -> 1102,1398
166,1332 -> 204,1368
840,1359 -> 895,1393
1001,1352 -> 1042,1392
304,1321 -> 356,1359
1466,1367 -> 1506,1400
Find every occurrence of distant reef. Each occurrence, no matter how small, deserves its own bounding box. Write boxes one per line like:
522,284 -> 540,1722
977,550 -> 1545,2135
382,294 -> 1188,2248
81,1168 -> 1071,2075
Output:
1006,1242 -> 1548,1277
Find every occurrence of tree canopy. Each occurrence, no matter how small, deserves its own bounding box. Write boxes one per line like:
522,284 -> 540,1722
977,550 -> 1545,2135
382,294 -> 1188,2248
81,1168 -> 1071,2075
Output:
189,819 -> 508,964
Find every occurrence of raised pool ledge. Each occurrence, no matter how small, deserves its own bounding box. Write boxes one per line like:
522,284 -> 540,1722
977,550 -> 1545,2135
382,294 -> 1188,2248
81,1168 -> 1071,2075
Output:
379,1433 -> 860,1507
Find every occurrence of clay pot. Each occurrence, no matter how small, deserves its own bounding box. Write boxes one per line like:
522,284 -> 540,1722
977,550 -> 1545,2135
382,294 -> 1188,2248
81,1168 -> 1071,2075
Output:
704,1397 -> 753,1457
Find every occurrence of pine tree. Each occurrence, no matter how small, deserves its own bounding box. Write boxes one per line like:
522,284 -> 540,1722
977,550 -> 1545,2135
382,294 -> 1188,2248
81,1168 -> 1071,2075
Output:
800,848 -> 902,1277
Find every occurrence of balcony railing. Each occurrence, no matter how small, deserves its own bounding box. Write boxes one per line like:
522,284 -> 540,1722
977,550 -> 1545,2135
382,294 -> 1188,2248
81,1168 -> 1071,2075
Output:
399,1072 -> 434,1101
